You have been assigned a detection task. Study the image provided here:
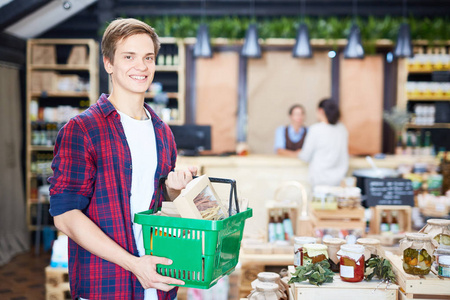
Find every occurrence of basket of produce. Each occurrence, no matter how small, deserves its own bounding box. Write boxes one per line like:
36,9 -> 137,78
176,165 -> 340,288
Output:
134,175 -> 252,289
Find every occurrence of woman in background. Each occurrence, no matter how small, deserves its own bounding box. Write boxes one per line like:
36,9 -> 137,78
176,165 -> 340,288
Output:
274,104 -> 308,157
299,99 -> 349,186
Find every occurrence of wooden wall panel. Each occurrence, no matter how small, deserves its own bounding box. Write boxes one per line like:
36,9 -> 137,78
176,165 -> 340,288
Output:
340,55 -> 384,155
247,51 -> 332,154
195,52 -> 239,154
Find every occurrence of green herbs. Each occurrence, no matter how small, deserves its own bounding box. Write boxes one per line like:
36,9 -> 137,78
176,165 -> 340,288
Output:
288,261 -> 334,286
364,257 -> 396,284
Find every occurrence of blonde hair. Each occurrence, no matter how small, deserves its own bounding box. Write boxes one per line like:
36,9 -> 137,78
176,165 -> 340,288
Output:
101,18 -> 160,64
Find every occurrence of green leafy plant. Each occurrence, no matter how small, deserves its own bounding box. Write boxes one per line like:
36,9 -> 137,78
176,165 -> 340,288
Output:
364,257 -> 397,284
288,260 -> 335,286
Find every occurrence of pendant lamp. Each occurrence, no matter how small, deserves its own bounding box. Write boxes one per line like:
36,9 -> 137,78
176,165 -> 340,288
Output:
344,24 -> 364,59
194,24 -> 212,58
394,0 -> 413,58
241,24 -> 261,58
344,0 -> 364,59
293,0 -> 312,58
293,23 -> 313,58
194,0 -> 212,58
394,23 -> 413,58
241,0 -> 261,58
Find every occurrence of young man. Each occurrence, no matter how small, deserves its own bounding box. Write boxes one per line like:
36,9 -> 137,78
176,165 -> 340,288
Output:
49,18 -> 195,300
274,104 -> 308,157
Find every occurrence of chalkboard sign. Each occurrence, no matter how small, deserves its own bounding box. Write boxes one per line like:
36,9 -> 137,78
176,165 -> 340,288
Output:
365,178 -> 415,207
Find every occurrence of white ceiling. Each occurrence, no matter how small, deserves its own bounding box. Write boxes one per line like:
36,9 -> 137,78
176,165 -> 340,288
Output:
5,0 -> 97,39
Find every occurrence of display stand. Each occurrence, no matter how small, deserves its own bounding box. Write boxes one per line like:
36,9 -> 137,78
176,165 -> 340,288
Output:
369,205 -> 412,235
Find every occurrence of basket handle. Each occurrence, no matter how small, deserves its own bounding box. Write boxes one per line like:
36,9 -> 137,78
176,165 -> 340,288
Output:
152,174 -> 240,216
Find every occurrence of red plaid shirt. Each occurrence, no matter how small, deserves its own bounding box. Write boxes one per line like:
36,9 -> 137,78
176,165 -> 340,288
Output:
49,94 -> 178,300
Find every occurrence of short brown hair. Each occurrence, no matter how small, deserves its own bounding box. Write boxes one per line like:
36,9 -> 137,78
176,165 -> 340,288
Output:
101,18 -> 160,64
289,104 -> 306,115
318,99 -> 340,125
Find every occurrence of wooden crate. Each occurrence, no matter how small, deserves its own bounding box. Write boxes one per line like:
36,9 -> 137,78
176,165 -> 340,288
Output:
370,205 -> 412,235
311,207 -> 366,233
386,252 -> 450,299
45,266 -> 70,300
290,274 -> 398,300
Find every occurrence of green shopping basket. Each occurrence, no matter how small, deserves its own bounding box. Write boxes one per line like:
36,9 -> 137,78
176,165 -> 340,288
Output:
134,176 -> 252,289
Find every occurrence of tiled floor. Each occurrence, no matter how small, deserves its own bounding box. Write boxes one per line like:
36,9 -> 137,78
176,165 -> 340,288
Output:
0,249 -> 51,300
0,249 -> 240,300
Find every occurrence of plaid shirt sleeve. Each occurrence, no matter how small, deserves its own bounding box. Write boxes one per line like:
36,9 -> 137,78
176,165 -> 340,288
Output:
48,117 -> 96,216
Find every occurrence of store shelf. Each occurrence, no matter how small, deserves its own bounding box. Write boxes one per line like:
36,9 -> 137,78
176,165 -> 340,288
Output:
405,123 -> 450,129
155,65 -> 180,72
407,68 -> 450,73
145,92 -> 179,99
30,145 -> 55,151
31,91 -> 90,98
30,64 -> 90,71
407,95 -> 450,101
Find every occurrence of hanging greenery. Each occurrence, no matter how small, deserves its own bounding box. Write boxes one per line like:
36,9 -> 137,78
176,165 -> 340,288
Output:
101,16 -> 449,54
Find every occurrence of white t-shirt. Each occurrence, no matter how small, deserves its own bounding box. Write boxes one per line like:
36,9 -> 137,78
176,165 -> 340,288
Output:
298,122 -> 349,187
118,108 -> 158,300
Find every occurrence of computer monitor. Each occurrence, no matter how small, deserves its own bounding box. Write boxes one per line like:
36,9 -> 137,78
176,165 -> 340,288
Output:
169,125 -> 212,156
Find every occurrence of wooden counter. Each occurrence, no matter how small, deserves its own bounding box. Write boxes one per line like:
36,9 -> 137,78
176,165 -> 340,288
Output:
176,154 -> 438,238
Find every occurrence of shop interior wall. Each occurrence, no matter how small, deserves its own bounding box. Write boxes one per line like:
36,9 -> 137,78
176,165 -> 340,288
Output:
340,54 -> 384,155
246,50 -> 332,154
195,51 -> 240,154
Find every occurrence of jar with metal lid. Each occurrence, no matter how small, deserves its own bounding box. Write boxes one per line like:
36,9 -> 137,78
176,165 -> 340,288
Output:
337,244 -> 365,282
323,238 -> 346,272
251,272 -> 288,300
419,219 -> 450,246
437,255 -> 450,278
356,238 -> 381,261
294,237 -> 316,267
303,244 -> 328,266
400,233 -> 434,275
248,282 -> 283,300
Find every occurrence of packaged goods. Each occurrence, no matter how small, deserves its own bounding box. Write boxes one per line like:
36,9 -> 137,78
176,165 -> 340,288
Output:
323,238 -> 346,272
356,238 -> 381,261
293,237 -> 316,267
400,233 -> 434,275
251,272 -> 288,300
247,282 -> 284,300
303,244 -> 328,266
337,244 -> 365,282
437,255 -> 450,278
419,218 -> 450,246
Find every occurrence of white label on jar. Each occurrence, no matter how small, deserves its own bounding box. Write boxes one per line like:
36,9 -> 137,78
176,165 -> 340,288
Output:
294,251 -> 300,267
340,265 -> 354,278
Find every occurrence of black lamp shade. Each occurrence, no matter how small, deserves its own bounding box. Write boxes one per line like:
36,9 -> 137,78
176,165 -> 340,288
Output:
241,24 -> 261,58
194,24 -> 212,58
394,23 -> 413,58
293,23 -> 313,58
344,24 -> 364,59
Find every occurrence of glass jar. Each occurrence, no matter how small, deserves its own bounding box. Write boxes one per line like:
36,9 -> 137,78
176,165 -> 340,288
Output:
303,244 -> 328,266
419,219 -> 450,246
437,255 -> 450,278
248,282 -> 284,300
294,237 -> 316,267
356,238 -> 381,261
337,244 -> 365,282
400,233 -> 434,275
251,272 -> 288,300
323,238 -> 346,272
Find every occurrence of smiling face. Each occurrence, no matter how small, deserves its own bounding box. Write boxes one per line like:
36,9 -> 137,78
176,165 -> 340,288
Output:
103,33 -> 156,96
290,106 -> 305,128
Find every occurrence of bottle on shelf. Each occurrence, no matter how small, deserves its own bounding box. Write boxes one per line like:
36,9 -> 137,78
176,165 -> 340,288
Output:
157,46 -> 165,65
165,45 -> 173,66
268,211 -> 276,243
414,131 -> 422,156
390,211 -> 400,234
275,211 -> 285,241
423,131 -> 432,156
282,209 -> 294,241
395,134 -> 404,155
404,133 -> 413,155
173,46 -> 179,65
380,211 -> 390,232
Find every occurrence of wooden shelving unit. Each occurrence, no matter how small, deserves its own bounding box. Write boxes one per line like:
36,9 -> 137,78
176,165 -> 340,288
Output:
26,39 -> 99,231
144,37 -> 186,125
